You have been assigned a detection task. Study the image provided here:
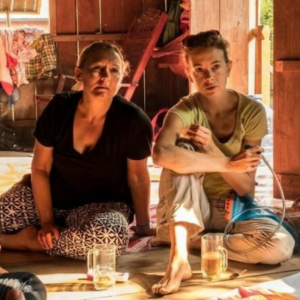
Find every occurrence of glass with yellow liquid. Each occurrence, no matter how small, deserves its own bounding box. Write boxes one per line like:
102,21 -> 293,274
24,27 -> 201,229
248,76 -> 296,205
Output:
201,233 -> 228,281
92,244 -> 116,290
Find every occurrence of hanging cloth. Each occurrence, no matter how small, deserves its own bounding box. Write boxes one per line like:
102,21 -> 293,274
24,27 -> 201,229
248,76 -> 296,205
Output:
5,29 -> 18,69
25,34 -> 57,80
0,31 -> 14,96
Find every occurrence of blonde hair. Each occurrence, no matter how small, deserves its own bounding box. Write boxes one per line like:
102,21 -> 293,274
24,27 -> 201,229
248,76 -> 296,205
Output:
77,41 -> 130,76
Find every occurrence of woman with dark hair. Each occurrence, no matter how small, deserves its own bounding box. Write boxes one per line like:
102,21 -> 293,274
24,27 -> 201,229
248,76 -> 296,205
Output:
0,272 -> 46,300
0,41 -> 154,259
152,30 -> 295,295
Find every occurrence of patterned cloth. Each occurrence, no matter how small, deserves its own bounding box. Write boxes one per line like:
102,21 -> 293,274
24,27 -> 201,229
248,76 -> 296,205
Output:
11,28 -> 42,86
0,184 -> 131,260
25,34 -> 57,80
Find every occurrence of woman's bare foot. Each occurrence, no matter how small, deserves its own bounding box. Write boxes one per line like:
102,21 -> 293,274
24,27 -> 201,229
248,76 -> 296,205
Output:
2,226 -> 44,252
151,256 -> 192,295
147,236 -> 170,248
148,235 -> 202,249
6,288 -> 25,300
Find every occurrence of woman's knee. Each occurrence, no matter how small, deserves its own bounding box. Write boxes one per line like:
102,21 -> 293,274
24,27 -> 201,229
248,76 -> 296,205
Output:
52,211 -> 130,259
0,185 -> 38,233
227,229 -> 295,265
252,232 -> 295,264
267,232 -> 295,264
86,212 -> 130,255
17,174 -> 32,188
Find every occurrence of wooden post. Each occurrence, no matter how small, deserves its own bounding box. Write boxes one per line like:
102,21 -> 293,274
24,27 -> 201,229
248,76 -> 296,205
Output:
248,0 -> 257,95
261,25 -> 271,106
273,0 -> 300,199
254,25 -> 270,106
49,0 -> 57,35
254,26 -> 263,95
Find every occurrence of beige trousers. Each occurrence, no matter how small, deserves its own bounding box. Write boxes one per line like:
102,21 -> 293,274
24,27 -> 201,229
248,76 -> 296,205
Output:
156,168 -> 295,265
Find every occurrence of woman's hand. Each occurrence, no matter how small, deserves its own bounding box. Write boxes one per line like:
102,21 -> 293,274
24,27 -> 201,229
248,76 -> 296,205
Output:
37,223 -> 60,250
185,124 -> 217,154
227,145 -> 263,173
131,223 -> 156,236
292,198 -> 300,212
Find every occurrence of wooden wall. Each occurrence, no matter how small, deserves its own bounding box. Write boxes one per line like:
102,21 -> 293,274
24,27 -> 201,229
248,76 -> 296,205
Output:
0,19 -> 50,127
273,0 -> 300,199
190,0 -> 251,94
50,0 -> 188,116
1,0 -> 189,146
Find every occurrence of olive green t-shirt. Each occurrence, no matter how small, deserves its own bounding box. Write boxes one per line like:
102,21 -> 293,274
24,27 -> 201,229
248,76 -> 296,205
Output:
168,90 -> 268,200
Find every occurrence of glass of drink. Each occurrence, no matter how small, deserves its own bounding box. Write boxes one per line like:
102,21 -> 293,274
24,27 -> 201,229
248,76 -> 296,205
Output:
93,244 -> 116,290
201,233 -> 228,281
87,249 -> 94,280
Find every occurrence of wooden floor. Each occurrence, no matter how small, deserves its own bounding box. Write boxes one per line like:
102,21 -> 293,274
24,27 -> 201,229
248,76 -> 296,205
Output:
1,151 -> 300,299
0,248 -> 300,300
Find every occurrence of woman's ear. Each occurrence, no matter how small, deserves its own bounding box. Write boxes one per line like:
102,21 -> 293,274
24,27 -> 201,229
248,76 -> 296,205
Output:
185,68 -> 195,83
227,60 -> 232,77
74,67 -> 82,81
185,68 -> 193,83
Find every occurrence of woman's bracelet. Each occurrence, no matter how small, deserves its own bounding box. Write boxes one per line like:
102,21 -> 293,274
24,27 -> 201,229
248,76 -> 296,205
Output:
136,224 -> 151,230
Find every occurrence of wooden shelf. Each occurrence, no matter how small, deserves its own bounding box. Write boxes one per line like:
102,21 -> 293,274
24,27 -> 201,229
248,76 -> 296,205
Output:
52,33 -> 126,42
3,119 -> 36,128
275,60 -> 300,72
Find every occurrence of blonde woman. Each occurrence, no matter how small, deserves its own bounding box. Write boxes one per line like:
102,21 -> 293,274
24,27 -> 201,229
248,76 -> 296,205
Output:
0,42 -> 154,259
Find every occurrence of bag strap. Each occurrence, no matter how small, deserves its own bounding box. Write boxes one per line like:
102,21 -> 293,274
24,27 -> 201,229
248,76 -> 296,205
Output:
151,108 -> 169,140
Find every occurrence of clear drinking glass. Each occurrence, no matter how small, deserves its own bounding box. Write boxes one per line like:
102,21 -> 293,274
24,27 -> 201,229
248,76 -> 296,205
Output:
93,244 -> 116,290
201,233 -> 228,281
87,249 -> 94,280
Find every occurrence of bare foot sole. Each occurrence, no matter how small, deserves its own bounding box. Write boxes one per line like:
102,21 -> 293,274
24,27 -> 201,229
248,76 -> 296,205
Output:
152,259 -> 192,295
6,288 -> 26,300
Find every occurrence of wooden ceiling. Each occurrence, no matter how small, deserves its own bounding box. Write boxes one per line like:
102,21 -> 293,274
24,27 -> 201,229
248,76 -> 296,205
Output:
0,0 -> 41,13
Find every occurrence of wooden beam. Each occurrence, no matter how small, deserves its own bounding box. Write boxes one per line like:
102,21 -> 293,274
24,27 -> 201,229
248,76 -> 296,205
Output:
275,60 -> 300,72
52,33 -> 126,42
3,120 -> 36,128
49,0 -> 57,35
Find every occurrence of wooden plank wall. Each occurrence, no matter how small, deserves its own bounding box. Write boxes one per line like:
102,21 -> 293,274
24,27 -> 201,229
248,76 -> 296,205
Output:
1,0 -> 188,133
52,0 -> 188,116
220,0 -> 249,94
190,0 -> 220,33
273,0 -> 300,199
190,0 -> 250,94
